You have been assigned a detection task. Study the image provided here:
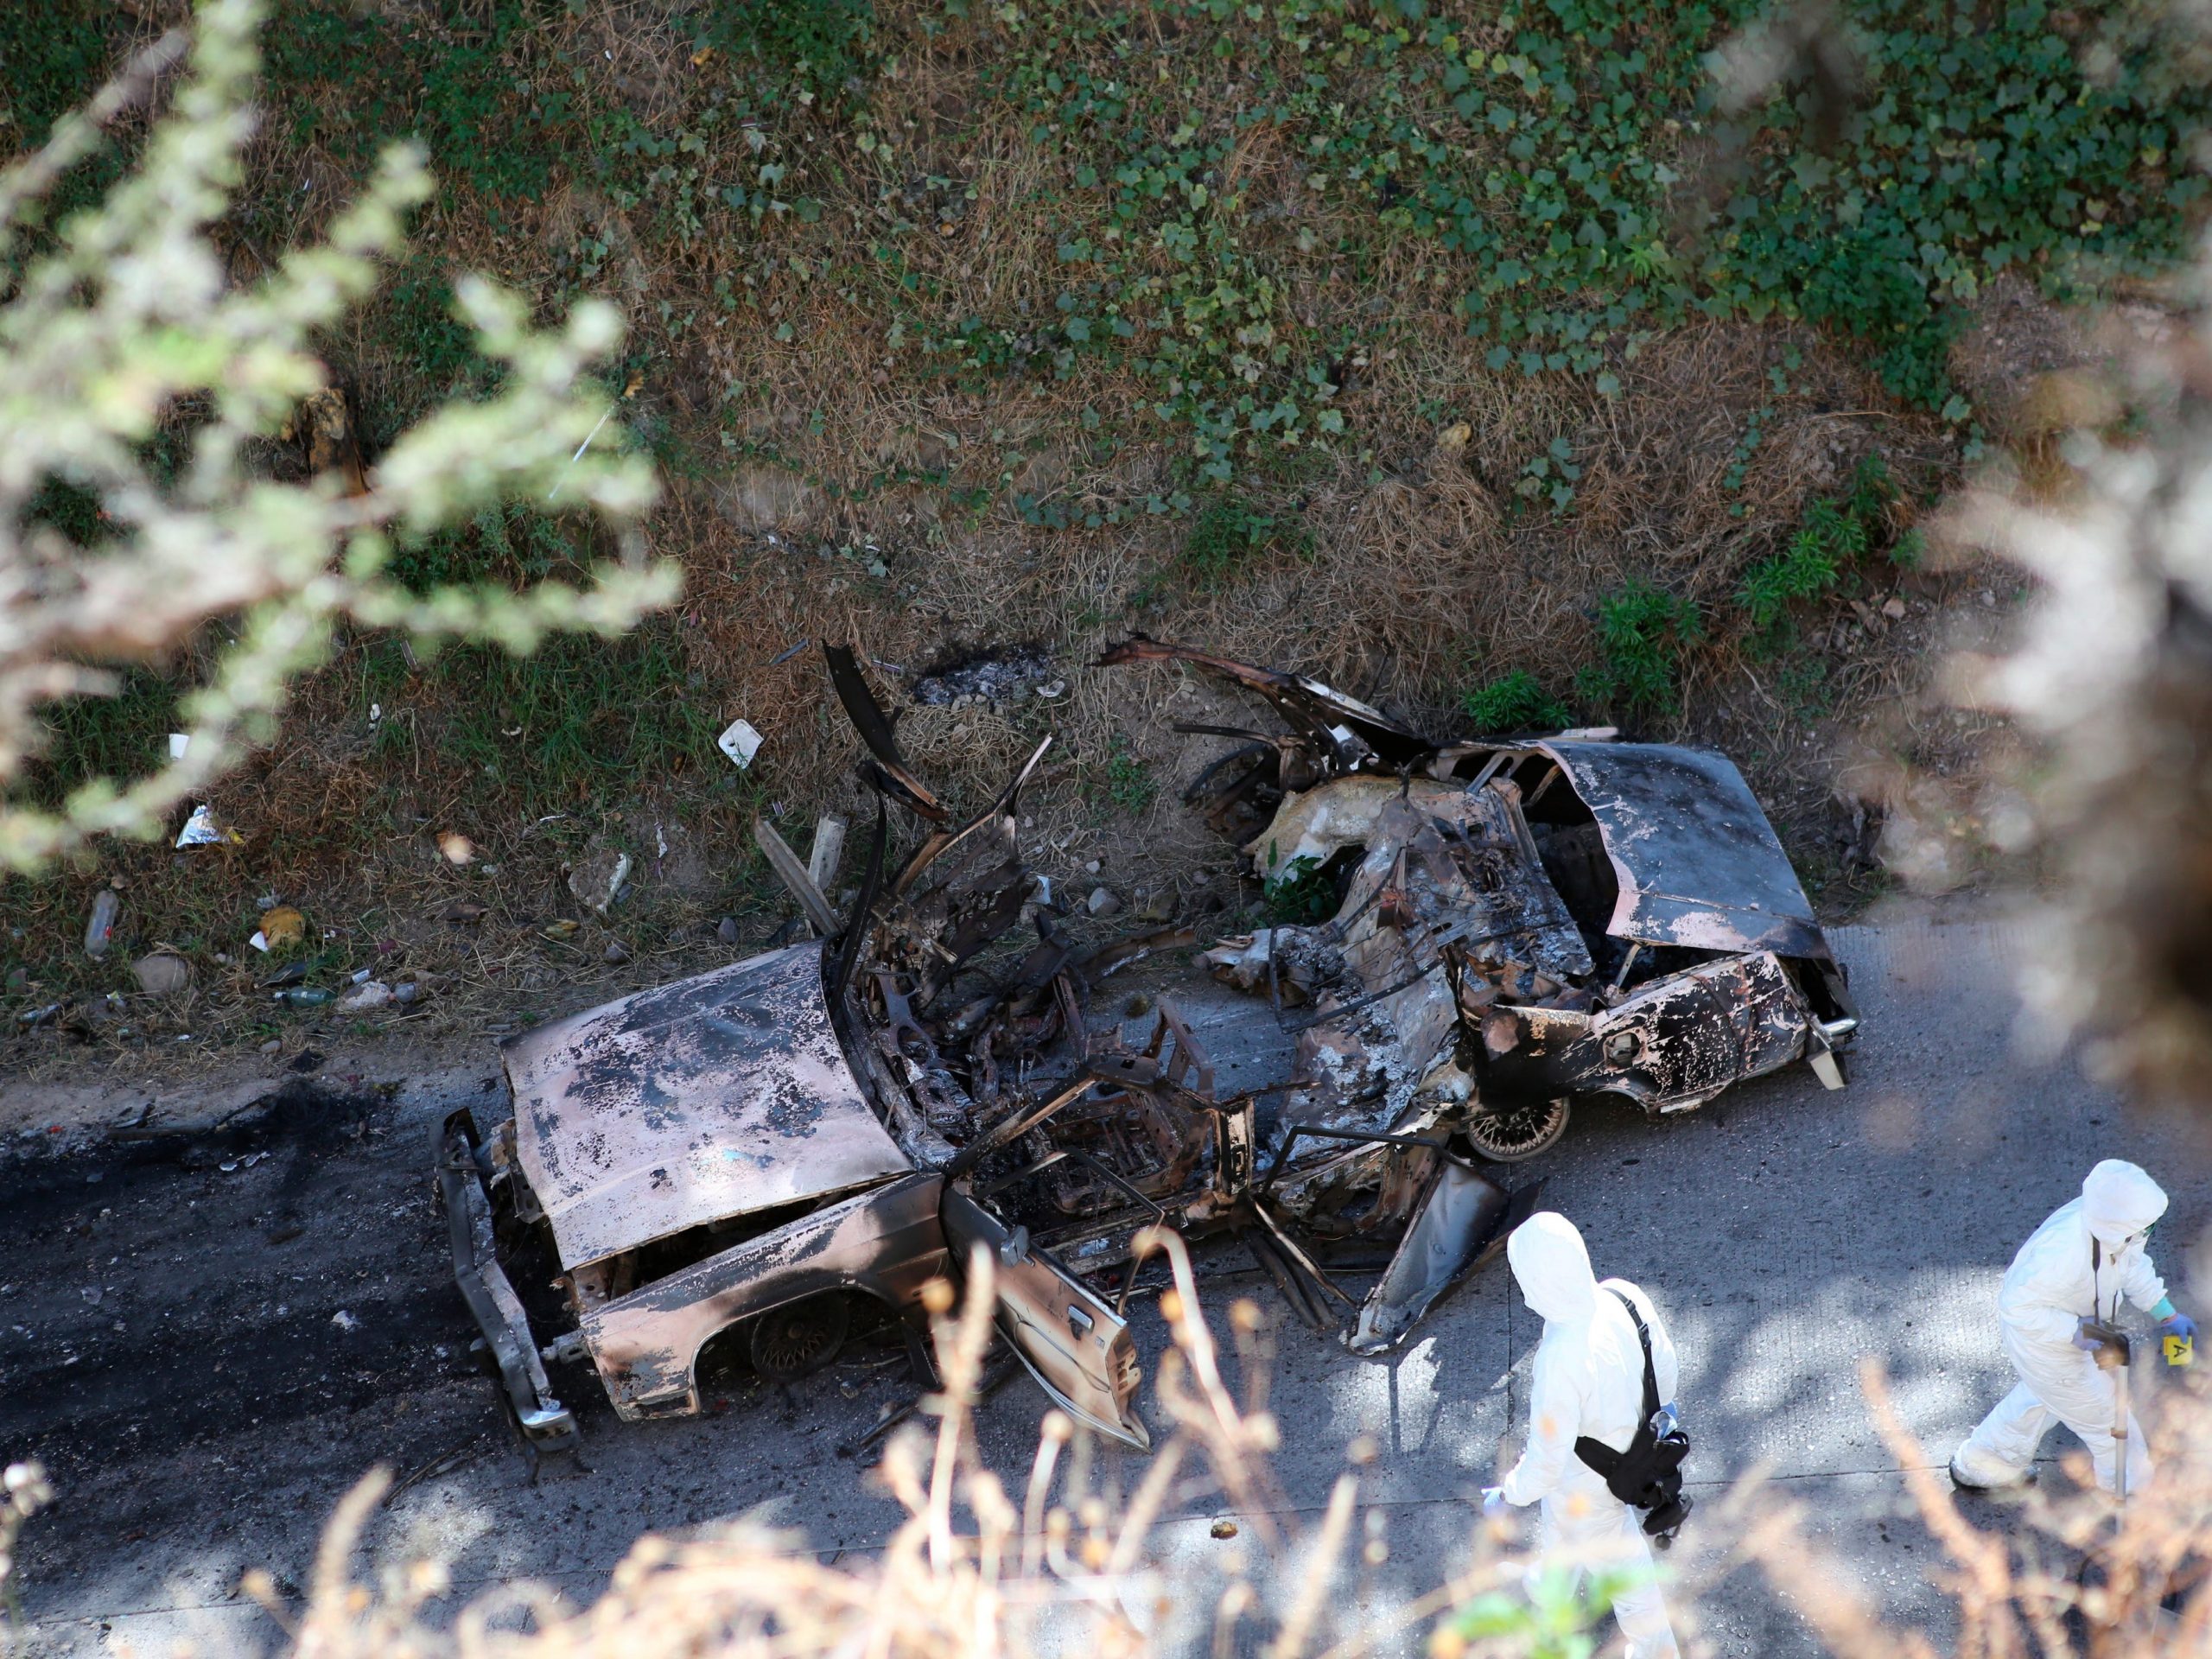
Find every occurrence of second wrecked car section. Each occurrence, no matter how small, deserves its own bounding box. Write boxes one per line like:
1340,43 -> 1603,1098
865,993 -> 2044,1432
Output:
1098,636 -> 1856,1168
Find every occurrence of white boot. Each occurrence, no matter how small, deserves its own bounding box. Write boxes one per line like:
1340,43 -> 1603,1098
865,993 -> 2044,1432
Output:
1949,1440 -> 2035,1491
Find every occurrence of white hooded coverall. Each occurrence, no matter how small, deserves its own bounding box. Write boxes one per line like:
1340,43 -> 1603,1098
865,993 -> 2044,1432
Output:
1952,1160 -> 2171,1494
1498,1212 -> 1681,1659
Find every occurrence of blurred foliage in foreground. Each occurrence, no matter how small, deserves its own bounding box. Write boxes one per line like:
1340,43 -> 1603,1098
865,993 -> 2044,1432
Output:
0,0 -> 675,875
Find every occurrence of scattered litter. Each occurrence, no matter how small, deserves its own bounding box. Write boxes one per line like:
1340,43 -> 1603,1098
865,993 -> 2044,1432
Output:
273,988 -> 332,1008
1086,886 -> 1122,918
175,804 -> 239,849
351,967 -> 373,984
258,906 -> 306,950
18,1003 -> 62,1027
84,891 -> 120,959
1436,422 -> 1472,451
340,981 -> 393,1011
542,919 -> 581,943
716,718 -> 764,769
1211,1520 -> 1239,1540
438,833 -> 476,866
332,1310 -> 359,1333
568,849 -> 632,915
130,953 -> 191,996
168,734 -> 191,760
767,639 -> 810,666
259,963 -> 308,989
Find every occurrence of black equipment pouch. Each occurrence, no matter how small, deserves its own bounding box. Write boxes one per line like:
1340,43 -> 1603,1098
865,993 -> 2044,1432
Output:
1573,1287 -> 1693,1541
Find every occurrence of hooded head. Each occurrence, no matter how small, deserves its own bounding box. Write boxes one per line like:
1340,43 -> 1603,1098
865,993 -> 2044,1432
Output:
1507,1211 -> 1599,1325
2081,1160 -> 2168,1244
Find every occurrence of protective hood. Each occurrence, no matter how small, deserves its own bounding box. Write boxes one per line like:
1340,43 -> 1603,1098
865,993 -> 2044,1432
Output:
2081,1159 -> 2168,1244
1508,1211 -> 1599,1325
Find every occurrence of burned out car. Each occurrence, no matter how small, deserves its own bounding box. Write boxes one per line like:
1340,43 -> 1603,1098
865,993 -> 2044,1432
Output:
1097,639 -> 1860,1176
437,636 -> 1852,1455
440,645 -> 1538,1462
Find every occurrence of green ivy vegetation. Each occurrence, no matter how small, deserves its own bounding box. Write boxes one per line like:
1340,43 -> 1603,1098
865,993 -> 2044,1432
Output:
1262,852 -> 1341,924
885,0 -> 2204,486
11,0 -> 2199,498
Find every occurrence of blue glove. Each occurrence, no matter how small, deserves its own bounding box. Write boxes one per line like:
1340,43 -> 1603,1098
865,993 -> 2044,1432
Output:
2161,1311 -> 2197,1342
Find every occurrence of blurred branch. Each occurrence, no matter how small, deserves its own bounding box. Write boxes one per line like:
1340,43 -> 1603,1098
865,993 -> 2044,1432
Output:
0,0 -> 674,874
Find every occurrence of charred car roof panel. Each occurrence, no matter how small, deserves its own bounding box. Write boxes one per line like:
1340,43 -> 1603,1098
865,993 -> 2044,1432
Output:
1539,741 -> 1827,958
504,940 -> 912,1270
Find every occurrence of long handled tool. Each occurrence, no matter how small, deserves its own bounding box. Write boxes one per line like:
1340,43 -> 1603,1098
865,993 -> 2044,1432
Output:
2079,1316 -> 2134,1504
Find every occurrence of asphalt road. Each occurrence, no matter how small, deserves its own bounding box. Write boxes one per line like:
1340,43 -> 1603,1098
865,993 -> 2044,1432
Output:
4,905 -> 2208,1656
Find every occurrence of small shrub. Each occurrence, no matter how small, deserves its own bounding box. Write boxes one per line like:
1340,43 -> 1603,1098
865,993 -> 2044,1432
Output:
1737,458 -> 1898,652
1179,493 -> 1296,588
1578,582 -> 1703,717
1461,671 -> 1571,733
1098,734 -> 1156,815
1263,853 -> 1339,925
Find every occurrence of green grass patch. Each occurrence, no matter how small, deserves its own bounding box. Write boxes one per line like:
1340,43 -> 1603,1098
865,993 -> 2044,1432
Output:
1095,734 -> 1157,815
359,624 -> 722,813
1179,492 -> 1302,588
1461,670 -> 1571,733
1736,457 -> 1901,653
21,667 -> 184,809
1576,582 -> 1703,718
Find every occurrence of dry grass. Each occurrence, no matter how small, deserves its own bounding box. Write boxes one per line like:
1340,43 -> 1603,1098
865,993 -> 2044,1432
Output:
1,0 -> 2017,1070
168,1244 -> 2212,1659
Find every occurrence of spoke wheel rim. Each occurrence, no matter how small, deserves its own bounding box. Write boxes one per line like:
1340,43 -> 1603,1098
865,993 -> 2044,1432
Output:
1465,1097 -> 1570,1162
750,1294 -> 849,1381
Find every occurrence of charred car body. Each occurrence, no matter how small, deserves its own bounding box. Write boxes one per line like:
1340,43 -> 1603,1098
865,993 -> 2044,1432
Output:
1097,639 -> 1859,1175
438,640 -> 1854,1454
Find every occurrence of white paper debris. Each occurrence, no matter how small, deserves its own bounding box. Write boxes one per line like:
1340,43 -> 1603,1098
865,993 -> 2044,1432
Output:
175,804 -> 230,848
716,718 -> 765,769
332,1309 -> 359,1332
168,734 -> 191,760
249,931 -> 270,953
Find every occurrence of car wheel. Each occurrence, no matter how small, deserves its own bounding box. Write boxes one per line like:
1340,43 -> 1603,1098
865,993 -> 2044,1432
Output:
749,1293 -> 851,1382
1464,1096 -> 1570,1162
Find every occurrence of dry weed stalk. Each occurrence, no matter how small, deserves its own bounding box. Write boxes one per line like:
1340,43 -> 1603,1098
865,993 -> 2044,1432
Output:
1729,1356 -> 2212,1659
266,1239 -> 1421,1659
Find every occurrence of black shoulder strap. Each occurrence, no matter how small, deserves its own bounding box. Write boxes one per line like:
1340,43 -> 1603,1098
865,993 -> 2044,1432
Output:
1608,1286 -> 1661,1422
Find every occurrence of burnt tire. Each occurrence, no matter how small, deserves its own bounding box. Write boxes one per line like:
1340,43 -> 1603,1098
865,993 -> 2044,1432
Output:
750,1293 -> 850,1382
1465,1097 -> 1570,1163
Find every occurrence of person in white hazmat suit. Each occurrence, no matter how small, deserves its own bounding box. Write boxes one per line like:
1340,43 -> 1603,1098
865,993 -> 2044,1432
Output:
1951,1159 -> 2196,1495
1481,1212 -> 1681,1659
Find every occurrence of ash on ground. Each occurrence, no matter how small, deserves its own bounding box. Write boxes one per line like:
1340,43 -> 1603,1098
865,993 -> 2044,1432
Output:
912,645 -> 1059,709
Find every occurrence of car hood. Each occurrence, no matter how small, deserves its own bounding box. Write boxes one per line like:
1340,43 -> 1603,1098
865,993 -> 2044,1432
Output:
503,940 -> 911,1269
1541,741 -> 1828,958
